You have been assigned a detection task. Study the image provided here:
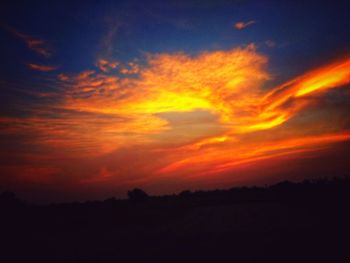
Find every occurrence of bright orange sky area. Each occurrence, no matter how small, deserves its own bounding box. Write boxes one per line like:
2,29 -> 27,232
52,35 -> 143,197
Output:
1,45 -> 350,201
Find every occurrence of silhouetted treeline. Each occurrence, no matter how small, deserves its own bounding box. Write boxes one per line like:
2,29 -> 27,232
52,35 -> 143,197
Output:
1,177 -> 350,263
2,177 -> 350,209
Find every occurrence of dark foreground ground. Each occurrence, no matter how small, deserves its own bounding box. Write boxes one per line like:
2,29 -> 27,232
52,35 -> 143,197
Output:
1,178 -> 350,263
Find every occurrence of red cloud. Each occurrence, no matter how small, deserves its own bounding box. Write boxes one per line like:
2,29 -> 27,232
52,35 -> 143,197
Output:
27,63 -> 58,72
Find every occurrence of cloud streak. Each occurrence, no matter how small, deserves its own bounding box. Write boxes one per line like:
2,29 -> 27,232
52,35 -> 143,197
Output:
234,20 -> 255,30
27,63 -> 58,72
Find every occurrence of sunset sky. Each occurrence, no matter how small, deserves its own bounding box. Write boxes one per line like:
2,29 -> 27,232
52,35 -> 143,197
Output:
1,0 -> 350,203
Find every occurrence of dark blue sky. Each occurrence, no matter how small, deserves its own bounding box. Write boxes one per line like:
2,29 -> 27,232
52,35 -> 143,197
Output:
1,0 -> 349,78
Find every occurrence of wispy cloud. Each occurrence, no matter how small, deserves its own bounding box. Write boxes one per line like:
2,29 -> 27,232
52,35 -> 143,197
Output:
27,63 -> 58,72
234,20 -> 255,30
100,18 -> 124,56
10,28 -> 51,58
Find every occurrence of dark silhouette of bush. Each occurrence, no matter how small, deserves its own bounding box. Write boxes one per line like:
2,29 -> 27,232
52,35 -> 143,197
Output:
127,188 -> 149,201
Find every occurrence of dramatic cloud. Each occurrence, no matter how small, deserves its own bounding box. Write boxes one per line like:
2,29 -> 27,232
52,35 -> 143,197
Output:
234,20 -> 255,30
1,45 -> 350,195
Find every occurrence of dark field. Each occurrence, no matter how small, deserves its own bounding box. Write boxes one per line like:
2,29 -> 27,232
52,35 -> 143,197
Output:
1,178 -> 350,263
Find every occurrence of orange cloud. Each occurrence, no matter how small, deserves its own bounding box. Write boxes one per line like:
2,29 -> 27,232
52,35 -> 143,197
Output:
1,45 -> 350,188
27,63 -> 58,72
96,58 -> 141,75
234,20 -> 255,30
52,47 -> 350,175
259,57 -> 350,130
96,58 -> 119,72
120,62 -> 141,75
61,44 -> 268,124
159,133 -> 350,176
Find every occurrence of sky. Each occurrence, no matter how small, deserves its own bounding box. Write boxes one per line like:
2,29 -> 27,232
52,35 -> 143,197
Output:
1,0 -> 350,203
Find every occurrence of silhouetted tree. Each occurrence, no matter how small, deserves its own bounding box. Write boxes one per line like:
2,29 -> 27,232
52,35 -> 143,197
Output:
127,188 -> 149,201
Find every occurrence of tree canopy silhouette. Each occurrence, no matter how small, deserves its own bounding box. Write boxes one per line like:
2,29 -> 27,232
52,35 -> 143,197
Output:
127,188 -> 149,201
